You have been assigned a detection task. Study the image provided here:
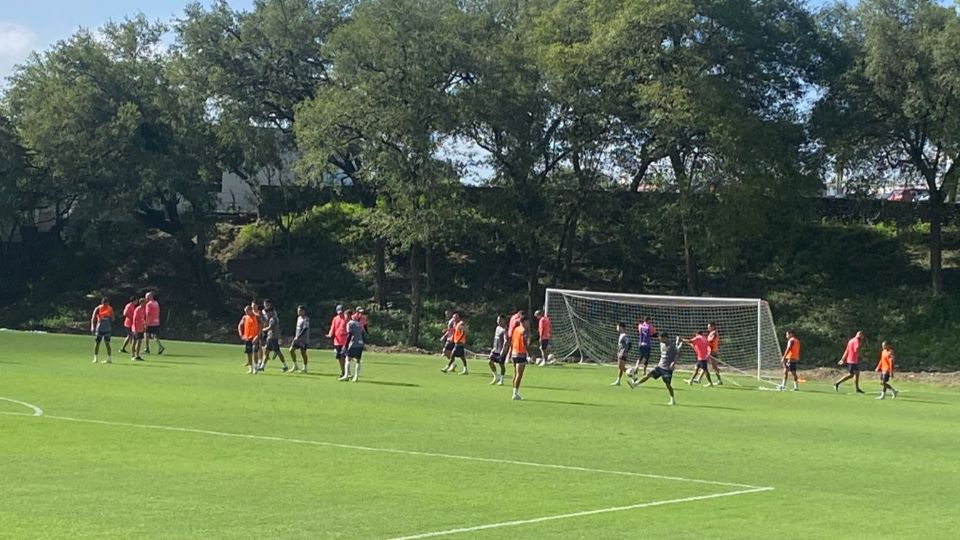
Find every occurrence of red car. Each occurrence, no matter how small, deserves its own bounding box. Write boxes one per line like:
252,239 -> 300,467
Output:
887,188 -> 929,202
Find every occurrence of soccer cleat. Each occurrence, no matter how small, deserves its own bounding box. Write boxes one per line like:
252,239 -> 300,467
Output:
668,399 -> 676,406
301,367 -> 308,374
716,381 -> 723,386
338,374 -> 351,381
92,358 -> 99,364
440,367 -> 449,374
145,347 -> 150,354
891,389 -> 898,399
876,395 -> 885,400
627,379 -> 638,389
856,389 -> 866,394
705,382 -> 714,387
134,356 -> 145,362
281,365 -> 289,373
497,377 -> 504,386
776,384 -> 784,391
247,367 -> 254,374
833,383 -> 840,392
104,358 -> 112,364
512,394 -> 523,401
119,348 -> 128,354
792,387 -> 799,392
490,377 -> 498,385
459,370 -> 469,376
610,381 -> 620,386
158,346 -> 165,355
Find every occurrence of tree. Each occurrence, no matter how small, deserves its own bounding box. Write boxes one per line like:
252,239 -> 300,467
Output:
5,16 -> 224,310
814,0 -> 960,295
296,0 -> 469,346
534,0 -> 824,294
0,114 -> 32,246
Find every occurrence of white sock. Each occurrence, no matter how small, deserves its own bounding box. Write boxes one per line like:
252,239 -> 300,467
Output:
354,363 -> 362,379
345,360 -> 353,376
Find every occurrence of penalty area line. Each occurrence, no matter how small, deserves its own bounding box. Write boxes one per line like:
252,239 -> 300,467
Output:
387,486 -> 774,540
0,397 -> 44,417
35,413 -> 765,490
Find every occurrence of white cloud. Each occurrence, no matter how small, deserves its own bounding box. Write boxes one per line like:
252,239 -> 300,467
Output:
0,22 -> 36,83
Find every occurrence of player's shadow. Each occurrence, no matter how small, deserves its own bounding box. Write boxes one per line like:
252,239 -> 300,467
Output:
0,360 -> 20,365
156,360 -> 199,365
525,399 -> 608,408
896,398 -> 950,405
111,363 -> 169,368
525,386 -> 575,392
156,354 -> 204,359
677,403 -> 742,411
362,380 -> 421,388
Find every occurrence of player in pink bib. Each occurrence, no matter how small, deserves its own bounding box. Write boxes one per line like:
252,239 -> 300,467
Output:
686,331 -> 715,386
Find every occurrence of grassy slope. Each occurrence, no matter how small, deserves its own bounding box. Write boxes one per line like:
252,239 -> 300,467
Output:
1,332 -> 958,538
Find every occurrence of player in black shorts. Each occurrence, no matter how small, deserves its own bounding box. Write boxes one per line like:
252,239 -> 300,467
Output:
488,316 -> 507,385
629,332 -> 678,405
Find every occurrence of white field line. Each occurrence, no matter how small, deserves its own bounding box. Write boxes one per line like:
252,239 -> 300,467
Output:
387,486 -> 774,540
0,397 -> 44,417
28,413 -> 765,490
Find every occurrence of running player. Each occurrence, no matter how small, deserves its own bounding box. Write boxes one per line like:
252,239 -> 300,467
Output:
833,331 -> 865,394
326,304 -> 349,378
633,317 -> 656,376
130,298 -> 147,361
119,295 -> 137,354
510,316 -> 529,400
686,331 -> 714,386
143,292 -> 165,355
612,322 -> 631,386
779,330 -> 800,391
629,332 -> 678,405
90,297 -> 114,364
289,305 -> 310,373
875,341 -> 898,400
343,309 -> 365,382
262,304 -> 289,372
488,315 -> 507,385
534,310 -> 551,366
442,312 -> 469,375
238,305 -> 260,374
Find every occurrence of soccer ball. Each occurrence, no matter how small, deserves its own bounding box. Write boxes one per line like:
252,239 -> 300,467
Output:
547,354 -> 555,363
626,367 -> 637,377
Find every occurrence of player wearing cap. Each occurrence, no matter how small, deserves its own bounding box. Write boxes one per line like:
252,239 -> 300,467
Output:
327,304 -> 349,378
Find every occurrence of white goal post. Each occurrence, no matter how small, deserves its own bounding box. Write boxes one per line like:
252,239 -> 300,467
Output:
544,288 -> 782,380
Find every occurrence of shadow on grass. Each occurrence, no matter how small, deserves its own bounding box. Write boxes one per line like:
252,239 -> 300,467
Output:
109,363 -> 169,368
362,380 -> 420,388
676,403 -> 742,411
153,354 -> 205,359
155,360 -> 200,366
525,398 -> 607,408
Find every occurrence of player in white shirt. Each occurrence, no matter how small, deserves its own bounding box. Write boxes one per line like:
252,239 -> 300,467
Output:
289,305 -> 310,373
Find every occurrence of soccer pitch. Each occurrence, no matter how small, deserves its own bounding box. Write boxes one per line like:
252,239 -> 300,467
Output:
1,331 -> 958,539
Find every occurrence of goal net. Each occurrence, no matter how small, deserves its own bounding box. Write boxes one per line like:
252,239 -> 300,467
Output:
544,288 -> 782,381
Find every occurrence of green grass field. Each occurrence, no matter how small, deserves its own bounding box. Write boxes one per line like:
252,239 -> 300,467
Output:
1,330 -> 958,539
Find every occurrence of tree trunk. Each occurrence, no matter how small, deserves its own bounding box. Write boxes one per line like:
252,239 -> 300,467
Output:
374,238 -> 387,310
681,221 -> 700,295
408,244 -> 423,347
929,190 -> 944,295
424,245 -> 433,293
525,237 -> 541,315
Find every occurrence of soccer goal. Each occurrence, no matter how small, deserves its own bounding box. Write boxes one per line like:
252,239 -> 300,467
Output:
544,288 -> 782,381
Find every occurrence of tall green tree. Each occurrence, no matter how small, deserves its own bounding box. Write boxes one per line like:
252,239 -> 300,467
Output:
5,16 -> 223,309
536,0 -> 823,293
0,114 -> 32,245
296,0 -> 469,345
814,0 -> 960,295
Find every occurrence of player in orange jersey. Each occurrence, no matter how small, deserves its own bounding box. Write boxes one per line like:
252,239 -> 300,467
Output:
510,316 -> 530,400
834,331 -> 865,394
779,330 -> 801,391
875,341 -> 898,400
238,305 -> 260,374
441,312 -> 469,375
90,297 -> 114,364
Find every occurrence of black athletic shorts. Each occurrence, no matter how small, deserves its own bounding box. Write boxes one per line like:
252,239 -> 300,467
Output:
147,325 -> 160,336
786,361 -> 798,373
638,345 -> 651,362
696,360 -> 709,370
489,352 -> 503,364
95,332 -> 111,344
243,340 -> 255,354
650,366 -> 674,384
444,341 -> 456,352
125,327 -> 134,338
453,344 -> 466,358
512,354 -> 528,364
291,339 -> 309,351
334,345 -> 345,359
540,339 -> 550,350
134,332 -> 145,341
347,346 -> 363,360
846,363 -> 860,374
266,339 -> 280,353
879,371 -> 891,383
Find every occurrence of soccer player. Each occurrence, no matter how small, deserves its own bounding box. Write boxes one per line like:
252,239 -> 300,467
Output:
833,331 -> 866,394
534,310 -> 551,366
704,322 -> 723,385
439,309 -> 453,356
289,305 -> 310,373
629,332 -> 678,405
875,341 -> 899,400
326,304 -> 349,378
442,312 -> 469,375
343,309 -> 365,382
612,322 -> 631,386
262,304 -> 289,372
779,330 -> 800,391
357,307 -> 369,336
119,295 -> 137,354
488,315 -> 507,385
686,331 -> 715,386
510,316 -> 530,400
130,298 -> 147,361
90,297 -> 114,364
633,316 -> 656,376
238,305 -> 259,374
143,292 -> 165,355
